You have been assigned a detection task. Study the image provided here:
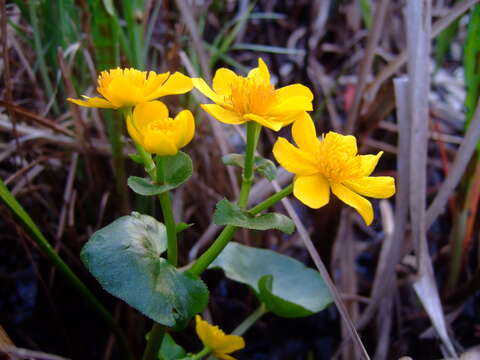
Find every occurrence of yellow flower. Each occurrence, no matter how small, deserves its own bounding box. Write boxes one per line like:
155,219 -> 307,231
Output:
192,58 -> 313,131
68,67 -> 192,109
195,315 -> 245,360
126,101 -> 194,156
272,114 -> 395,225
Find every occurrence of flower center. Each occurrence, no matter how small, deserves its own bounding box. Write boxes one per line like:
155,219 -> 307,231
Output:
228,77 -> 276,115
317,133 -> 363,182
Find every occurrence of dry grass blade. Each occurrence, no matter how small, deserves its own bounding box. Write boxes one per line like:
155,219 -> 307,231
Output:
345,0 -> 390,133
365,0 -> 480,103
0,325 -> 14,348
0,346 -> 71,360
426,99 -> 480,228
406,1 -> 457,356
271,180 -> 371,360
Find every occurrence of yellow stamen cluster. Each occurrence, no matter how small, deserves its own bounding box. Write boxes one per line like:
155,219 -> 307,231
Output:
229,77 -> 276,115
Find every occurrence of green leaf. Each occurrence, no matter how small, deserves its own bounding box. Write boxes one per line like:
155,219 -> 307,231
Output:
128,152 -> 193,196
128,153 -> 144,165
81,212 -> 208,327
464,4 -> 480,126
158,334 -> 187,360
213,199 -> 294,234
222,153 -> 277,181
210,243 -> 332,318
258,275 -> 313,318
176,222 -> 193,233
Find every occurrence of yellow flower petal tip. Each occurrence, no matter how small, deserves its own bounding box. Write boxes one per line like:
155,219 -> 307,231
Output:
272,116 -> 396,225
126,101 -> 195,156
193,58 -> 314,131
195,315 -> 245,360
68,68 -> 193,109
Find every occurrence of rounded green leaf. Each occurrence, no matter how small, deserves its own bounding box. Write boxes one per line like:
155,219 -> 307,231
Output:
210,242 -> 332,318
222,153 -> 277,181
81,212 -> 208,327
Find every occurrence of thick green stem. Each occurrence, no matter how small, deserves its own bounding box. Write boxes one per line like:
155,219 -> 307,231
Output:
159,191 -> 178,266
183,347 -> 210,360
142,323 -> 166,360
232,303 -> 268,336
189,184 -> 293,277
238,122 -> 262,208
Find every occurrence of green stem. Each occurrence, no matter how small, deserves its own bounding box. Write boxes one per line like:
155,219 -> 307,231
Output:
182,347 -> 211,360
249,184 -> 293,215
238,122 -> 262,209
232,303 -> 268,336
189,184 -> 293,276
142,323 -> 166,360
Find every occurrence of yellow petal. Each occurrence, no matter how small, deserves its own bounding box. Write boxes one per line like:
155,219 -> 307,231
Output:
213,68 -> 238,95
243,113 -> 283,131
272,137 -> 319,175
293,174 -> 330,209
106,76 -> 146,107
331,182 -> 373,225
192,78 -> 225,103
126,115 -> 143,145
343,176 -> 395,199
323,132 -> 357,156
215,354 -> 237,360
213,334 -> 245,353
149,72 -> 193,99
173,110 -> 195,149
201,104 -> 245,124
268,96 -> 313,114
275,84 -> 313,103
247,58 -> 270,84
359,151 -> 383,176
292,112 -> 319,153
133,101 -> 169,129
143,71 -> 170,95
143,131 -> 178,156
67,96 -> 116,109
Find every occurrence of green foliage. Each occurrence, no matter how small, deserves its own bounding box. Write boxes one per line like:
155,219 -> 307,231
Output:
464,4 -> 480,125
128,152 -> 193,196
158,334 -> 187,360
210,243 -> 333,318
222,153 -> 277,181
213,199 -> 295,234
81,212 -> 209,327
359,0 -> 372,29
435,9 -> 461,70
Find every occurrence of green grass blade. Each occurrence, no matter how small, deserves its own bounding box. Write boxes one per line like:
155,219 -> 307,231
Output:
359,0 -> 372,29
122,0 -> 145,69
464,4 -> 480,126
435,15 -> 460,71
0,178 -> 134,360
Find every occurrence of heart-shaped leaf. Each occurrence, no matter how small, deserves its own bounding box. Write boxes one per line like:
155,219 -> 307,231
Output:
210,242 -> 332,318
81,212 -> 208,327
213,199 -> 295,234
222,153 -> 277,181
128,151 -> 193,196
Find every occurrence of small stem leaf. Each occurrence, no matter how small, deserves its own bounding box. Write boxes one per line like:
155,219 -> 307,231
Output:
222,153 -> 277,181
213,199 -> 295,234
176,222 -> 193,233
258,275 -> 313,318
158,334 -> 187,360
81,212 -> 208,327
210,243 -> 332,317
128,153 -> 144,165
128,152 -> 193,196
128,176 -> 177,196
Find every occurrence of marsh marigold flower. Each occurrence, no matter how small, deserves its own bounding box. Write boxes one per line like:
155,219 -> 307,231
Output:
195,315 -> 245,360
126,101 -> 194,156
272,114 -> 395,225
193,58 -> 313,131
68,68 -> 192,109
